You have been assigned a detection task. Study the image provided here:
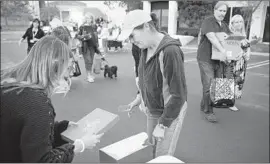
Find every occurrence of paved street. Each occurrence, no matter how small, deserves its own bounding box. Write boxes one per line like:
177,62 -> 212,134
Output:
1,32 -> 269,163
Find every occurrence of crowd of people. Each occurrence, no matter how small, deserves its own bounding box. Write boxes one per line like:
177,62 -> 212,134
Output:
1,1 -> 253,162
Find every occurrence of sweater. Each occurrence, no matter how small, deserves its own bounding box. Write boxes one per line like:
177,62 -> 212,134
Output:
138,34 -> 187,127
0,86 -> 74,163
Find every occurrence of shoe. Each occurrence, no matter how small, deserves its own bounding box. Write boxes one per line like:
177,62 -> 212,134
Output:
87,76 -> 94,83
229,106 -> 239,111
205,113 -> 218,123
90,75 -> 95,80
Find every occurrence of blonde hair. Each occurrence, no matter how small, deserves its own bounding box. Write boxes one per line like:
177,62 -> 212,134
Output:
229,14 -> 246,36
1,36 -> 72,96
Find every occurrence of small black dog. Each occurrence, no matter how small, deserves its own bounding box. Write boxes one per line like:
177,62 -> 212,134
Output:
104,65 -> 118,79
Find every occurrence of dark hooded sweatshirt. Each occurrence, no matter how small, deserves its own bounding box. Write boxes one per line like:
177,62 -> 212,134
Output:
138,34 -> 187,127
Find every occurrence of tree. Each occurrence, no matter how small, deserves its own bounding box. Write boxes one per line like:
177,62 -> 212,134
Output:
39,0 -> 46,9
103,0 -> 142,12
241,0 -> 263,39
1,1 -> 31,26
177,0 -> 217,35
40,6 -> 60,24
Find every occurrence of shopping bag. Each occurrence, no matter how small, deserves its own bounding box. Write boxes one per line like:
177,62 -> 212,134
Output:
210,77 -> 235,108
72,60 -> 81,77
93,54 -> 102,74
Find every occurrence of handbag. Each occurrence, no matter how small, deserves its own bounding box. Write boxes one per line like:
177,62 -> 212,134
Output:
70,53 -> 81,77
210,62 -> 235,108
93,54 -> 108,74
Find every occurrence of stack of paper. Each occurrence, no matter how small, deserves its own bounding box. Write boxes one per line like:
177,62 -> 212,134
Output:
61,108 -> 119,142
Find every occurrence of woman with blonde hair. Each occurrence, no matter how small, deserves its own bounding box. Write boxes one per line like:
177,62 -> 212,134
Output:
78,13 -> 101,83
224,14 -> 251,111
229,14 -> 246,37
0,36 -> 103,162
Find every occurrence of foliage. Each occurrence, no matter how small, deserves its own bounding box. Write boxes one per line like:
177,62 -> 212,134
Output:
1,1 -> 32,26
177,1 -> 217,29
40,6 -> 60,24
103,0 -> 142,12
1,1 -> 31,18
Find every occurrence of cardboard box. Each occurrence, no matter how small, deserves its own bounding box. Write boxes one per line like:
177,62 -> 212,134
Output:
147,155 -> 184,163
99,132 -> 153,163
61,108 -> 119,142
212,32 -> 246,61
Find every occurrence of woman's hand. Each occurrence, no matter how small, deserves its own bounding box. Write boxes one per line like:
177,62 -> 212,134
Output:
81,133 -> 104,149
68,121 -> 78,128
241,39 -> 249,46
118,102 -> 137,118
152,124 -> 166,142
118,94 -> 141,117
33,38 -> 39,42
127,102 -> 138,117
235,52 -> 243,61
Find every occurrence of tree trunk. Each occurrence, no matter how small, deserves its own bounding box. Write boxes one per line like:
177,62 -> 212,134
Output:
4,16 -> 8,27
246,0 -> 263,39
39,0 -> 45,9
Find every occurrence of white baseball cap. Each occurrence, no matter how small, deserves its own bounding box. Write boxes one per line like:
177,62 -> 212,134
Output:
118,10 -> 152,41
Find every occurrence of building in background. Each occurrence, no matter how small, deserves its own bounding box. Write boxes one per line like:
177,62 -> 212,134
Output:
48,1 -> 86,26
143,1 -> 269,43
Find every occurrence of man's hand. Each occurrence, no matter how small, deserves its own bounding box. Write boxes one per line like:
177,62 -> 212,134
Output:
118,103 -> 137,118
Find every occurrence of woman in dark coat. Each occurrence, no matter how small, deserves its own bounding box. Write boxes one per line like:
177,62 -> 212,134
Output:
1,36 -> 103,163
18,18 -> 45,54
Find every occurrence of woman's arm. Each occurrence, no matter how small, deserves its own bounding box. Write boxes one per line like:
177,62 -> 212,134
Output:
20,97 -> 78,163
19,29 -> 29,46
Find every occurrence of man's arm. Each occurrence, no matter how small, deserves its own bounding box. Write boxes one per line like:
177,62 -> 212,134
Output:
206,32 -> 226,53
200,18 -> 227,59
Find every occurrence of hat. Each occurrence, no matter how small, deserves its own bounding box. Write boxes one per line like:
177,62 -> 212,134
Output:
118,10 -> 152,41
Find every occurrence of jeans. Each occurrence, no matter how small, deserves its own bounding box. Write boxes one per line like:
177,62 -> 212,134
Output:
145,102 -> 187,158
82,46 -> 95,72
198,60 -> 215,113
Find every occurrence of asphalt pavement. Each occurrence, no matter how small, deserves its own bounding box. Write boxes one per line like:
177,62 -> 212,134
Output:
1,33 -> 269,163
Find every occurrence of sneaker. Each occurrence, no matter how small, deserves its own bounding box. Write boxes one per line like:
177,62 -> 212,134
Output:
229,106 -> 239,111
90,75 -> 95,80
205,113 -> 218,123
87,76 -> 94,83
